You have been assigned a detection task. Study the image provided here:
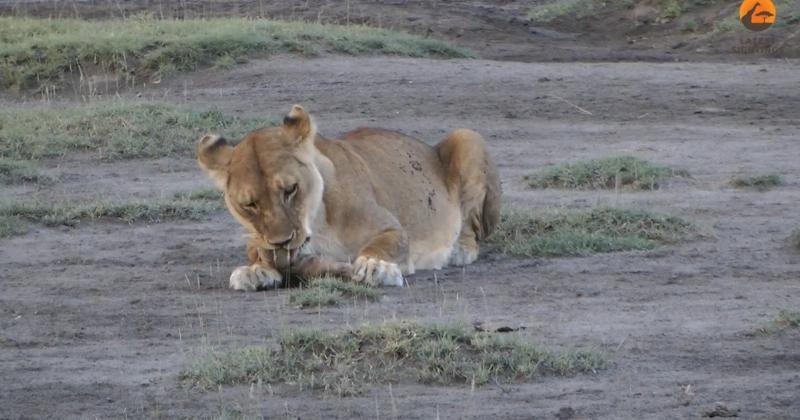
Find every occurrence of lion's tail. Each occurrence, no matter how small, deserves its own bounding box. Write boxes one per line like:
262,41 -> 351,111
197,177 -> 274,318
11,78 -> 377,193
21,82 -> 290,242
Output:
436,129 -> 502,241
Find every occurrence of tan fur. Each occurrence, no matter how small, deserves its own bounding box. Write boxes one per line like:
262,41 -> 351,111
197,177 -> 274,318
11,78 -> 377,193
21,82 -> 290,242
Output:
197,105 -> 501,290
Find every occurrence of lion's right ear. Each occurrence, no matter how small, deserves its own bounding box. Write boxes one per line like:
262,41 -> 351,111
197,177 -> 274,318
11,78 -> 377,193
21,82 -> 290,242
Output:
197,134 -> 233,190
282,104 -> 316,148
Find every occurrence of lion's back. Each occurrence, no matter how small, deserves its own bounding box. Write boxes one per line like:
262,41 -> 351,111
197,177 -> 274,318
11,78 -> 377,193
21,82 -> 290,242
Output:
331,128 -> 464,270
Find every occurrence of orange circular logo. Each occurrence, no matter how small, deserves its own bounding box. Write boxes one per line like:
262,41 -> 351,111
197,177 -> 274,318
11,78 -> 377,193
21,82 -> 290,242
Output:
739,0 -> 777,31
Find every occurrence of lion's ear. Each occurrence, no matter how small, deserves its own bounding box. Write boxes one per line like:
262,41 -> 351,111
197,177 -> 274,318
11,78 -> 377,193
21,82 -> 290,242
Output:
197,134 -> 233,189
282,104 -> 316,146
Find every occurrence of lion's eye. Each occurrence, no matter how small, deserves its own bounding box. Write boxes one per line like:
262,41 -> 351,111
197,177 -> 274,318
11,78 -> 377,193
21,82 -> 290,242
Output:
283,183 -> 298,202
243,201 -> 257,210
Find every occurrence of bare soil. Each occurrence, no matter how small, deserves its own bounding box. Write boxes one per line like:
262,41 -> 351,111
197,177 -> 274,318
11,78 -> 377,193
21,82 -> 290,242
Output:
2,55 -> 799,419
2,1 -> 800,419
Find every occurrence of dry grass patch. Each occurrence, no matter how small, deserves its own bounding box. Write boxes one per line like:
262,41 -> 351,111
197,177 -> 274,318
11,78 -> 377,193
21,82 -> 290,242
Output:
0,16 -> 474,91
0,158 -> 55,185
730,174 -> 782,191
489,207 -> 692,257
0,102 -> 271,160
181,322 -> 605,396
525,156 -> 688,191
0,191 -> 222,237
289,277 -> 380,308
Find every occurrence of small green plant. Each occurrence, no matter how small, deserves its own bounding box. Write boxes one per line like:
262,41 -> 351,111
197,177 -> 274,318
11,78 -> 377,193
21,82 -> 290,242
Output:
730,174 -> 782,191
712,14 -> 741,34
525,156 -> 687,190
180,322 -> 606,395
656,0 -> 686,22
488,207 -> 692,257
0,16 -> 474,91
681,18 -> 700,33
0,159 -> 55,185
0,102 -> 273,161
289,276 -> 380,307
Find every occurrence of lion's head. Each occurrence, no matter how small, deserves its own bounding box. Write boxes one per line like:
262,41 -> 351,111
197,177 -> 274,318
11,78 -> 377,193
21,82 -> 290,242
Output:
197,105 -> 323,258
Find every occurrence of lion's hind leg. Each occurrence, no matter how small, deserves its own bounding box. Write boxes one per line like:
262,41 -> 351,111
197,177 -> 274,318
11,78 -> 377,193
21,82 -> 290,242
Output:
436,129 -> 502,266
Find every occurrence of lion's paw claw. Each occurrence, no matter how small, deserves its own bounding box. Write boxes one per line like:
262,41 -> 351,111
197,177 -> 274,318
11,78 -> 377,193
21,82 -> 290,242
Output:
352,256 -> 404,287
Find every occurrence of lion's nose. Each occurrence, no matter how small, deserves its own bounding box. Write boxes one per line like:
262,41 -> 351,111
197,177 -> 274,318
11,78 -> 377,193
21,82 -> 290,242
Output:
269,231 -> 295,248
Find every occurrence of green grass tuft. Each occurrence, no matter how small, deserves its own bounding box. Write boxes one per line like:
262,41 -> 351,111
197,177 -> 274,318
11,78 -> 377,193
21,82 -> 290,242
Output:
755,309 -> 800,335
0,191 -> 223,237
180,322 -> 605,395
0,158 -> 55,184
776,310 -> 800,328
173,187 -> 224,202
0,102 -> 273,160
730,174 -> 782,191
289,276 -> 380,307
488,207 -> 692,257
712,14 -> 742,35
525,156 -> 687,191
0,215 -> 29,238
0,16 -> 474,91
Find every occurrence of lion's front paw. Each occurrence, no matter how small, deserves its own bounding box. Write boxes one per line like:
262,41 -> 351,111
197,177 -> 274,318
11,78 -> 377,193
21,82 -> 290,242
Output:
229,265 -> 283,291
449,246 -> 478,266
352,256 -> 404,287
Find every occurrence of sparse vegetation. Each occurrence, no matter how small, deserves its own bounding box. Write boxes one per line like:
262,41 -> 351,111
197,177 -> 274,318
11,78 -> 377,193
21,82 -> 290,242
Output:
528,0 -> 688,24
656,0 -> 686,22
789,230 -> 800,251
173,187 -> 224,202
181,322 -> 606,395
712,14 -> 741,34
289,276 -> 380,307
730,174 -> 782,191
0,159 -> 55,184
489,207 -> 692,257
776,310 -> 800,328
0,214 -> 29,238
0,192 -> 222,236
0,16 -> 474,91
525,156 -> 687,190
755,309 -> 800,335
0,102 -> 272,160
528,0 -> 594,23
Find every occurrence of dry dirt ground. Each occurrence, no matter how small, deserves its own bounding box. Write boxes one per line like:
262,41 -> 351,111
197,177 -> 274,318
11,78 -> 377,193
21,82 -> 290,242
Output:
2,1 -> 800,419
2,56 -> 799,419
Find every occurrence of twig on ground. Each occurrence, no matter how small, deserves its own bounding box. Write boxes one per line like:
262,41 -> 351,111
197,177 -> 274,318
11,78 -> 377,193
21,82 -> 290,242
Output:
548,94 -> 594,115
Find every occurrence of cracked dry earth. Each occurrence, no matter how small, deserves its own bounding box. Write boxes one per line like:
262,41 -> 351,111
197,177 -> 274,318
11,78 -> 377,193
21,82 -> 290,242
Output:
1,56 -> 799,418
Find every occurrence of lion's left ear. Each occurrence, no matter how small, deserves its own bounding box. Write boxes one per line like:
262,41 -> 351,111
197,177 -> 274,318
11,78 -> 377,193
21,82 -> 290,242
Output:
197,134 -> 233,190
282,104 -> 316,146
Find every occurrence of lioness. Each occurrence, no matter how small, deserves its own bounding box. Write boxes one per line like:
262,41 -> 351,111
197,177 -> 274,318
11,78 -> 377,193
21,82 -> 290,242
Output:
197,105 -> 501,290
